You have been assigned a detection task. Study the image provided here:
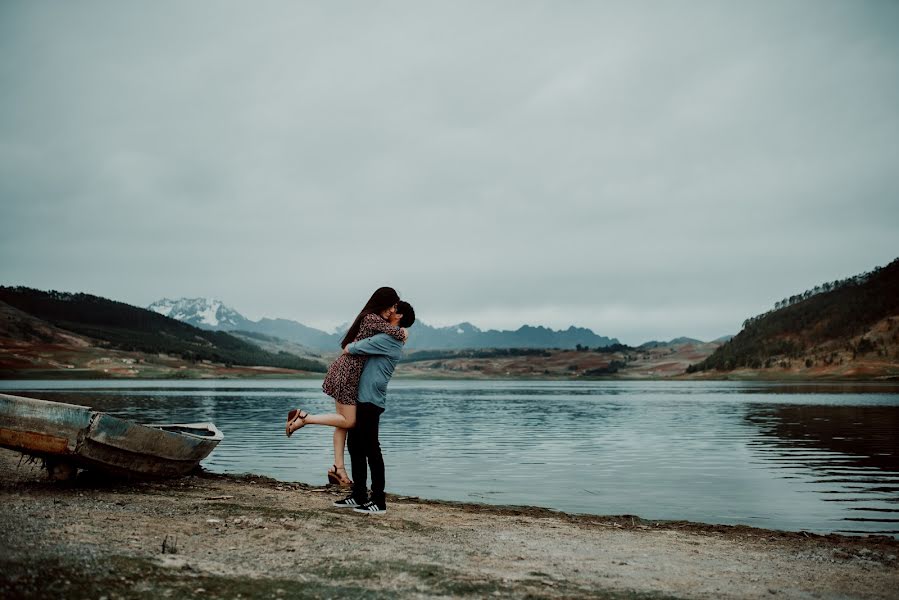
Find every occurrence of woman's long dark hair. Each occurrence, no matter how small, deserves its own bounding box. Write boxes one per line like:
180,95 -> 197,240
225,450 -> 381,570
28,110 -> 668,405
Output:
340,286 -> 400,348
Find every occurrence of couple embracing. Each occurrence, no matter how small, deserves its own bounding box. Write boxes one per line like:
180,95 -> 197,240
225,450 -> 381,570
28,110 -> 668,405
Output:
285,287 -> 414,515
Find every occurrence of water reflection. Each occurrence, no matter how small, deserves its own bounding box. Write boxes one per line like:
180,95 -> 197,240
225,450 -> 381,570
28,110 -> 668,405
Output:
2,380 -> 898,536
745,404 -> 899,534
746,405 -> 899,472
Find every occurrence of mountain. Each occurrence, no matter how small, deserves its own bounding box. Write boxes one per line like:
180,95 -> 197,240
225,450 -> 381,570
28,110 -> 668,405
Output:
408,322 -> 619,350
0,287 -> 326,373
148,298 -> 341,349
688,257 -> 899,374
149,298 -> 621,351
148,298 -> 254,330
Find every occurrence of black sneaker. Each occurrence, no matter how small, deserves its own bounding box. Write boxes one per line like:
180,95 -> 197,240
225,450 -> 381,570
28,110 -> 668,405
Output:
333,495 -> 363,508
353,501 -> 387,515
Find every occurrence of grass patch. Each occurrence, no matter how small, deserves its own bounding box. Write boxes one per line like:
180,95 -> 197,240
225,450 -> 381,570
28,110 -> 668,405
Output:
313,559 -> 683,599
0,555 -> 394,599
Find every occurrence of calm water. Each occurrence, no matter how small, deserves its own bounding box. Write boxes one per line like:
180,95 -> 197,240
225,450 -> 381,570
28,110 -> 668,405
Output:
2,379 -> 898,537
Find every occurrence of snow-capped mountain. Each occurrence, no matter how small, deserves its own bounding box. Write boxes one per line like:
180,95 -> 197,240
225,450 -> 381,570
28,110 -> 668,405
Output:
147,298 -> 252,330
148,298 -> 341,347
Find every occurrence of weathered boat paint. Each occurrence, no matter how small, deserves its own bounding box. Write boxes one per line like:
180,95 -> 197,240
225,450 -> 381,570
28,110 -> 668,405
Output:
0,429 -> 70,455
0,394 -> 94,453
0,393 -> 222,478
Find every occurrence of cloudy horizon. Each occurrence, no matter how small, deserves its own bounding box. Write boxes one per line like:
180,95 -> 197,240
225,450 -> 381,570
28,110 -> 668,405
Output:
1,1 -> 897,345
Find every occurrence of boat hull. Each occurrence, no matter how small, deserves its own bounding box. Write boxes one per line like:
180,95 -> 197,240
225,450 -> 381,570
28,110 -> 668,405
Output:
0,393 -> 222,478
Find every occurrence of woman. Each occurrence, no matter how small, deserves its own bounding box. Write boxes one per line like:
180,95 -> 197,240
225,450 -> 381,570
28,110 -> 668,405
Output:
286,286 -> 407,486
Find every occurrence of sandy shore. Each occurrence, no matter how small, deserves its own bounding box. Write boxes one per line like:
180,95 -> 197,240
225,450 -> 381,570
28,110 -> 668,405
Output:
1,449 -> 897,600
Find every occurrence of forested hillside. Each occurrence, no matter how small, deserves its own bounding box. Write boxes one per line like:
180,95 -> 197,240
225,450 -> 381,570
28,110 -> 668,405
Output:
689,258 -> 899,373
0,287 -> 326,372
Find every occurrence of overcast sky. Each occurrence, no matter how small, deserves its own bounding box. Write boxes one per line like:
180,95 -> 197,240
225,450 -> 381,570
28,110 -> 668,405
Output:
1,1 -> 897,344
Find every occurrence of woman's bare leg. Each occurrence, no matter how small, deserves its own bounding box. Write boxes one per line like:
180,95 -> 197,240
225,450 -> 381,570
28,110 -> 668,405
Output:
288,403 -> 356,432
333,404 -> 355,472
286,403 -> 357,481
333,427 -> 348,470
301,402 -> 357,429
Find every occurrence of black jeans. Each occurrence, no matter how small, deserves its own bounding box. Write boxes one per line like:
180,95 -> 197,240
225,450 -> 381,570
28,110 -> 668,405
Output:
348,401 -> 385,506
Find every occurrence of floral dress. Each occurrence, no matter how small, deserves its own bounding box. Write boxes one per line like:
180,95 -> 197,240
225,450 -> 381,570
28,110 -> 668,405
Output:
322,313 -> 407,405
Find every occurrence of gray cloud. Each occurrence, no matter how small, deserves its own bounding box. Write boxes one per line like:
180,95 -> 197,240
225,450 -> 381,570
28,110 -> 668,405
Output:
1,1 -> 897,344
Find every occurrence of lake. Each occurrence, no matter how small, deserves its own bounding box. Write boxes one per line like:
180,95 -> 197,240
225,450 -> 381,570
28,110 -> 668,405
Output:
2,379 -> 898,537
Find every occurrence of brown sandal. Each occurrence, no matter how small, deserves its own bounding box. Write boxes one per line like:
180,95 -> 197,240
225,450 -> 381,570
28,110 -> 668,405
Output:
327,464 -> 353,487
285,409 -> 308,437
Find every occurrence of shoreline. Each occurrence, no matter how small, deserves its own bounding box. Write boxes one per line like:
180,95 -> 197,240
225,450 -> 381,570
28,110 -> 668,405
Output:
2,370 -> 899,383
2,449 -> 897,599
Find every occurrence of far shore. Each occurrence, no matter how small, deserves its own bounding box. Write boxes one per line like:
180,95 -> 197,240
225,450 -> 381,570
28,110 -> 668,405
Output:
4,330 -> 898,381
1,448 -> 897,599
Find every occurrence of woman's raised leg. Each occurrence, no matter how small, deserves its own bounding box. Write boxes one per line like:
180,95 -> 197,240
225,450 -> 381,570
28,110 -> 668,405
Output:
300,402 -> 357,429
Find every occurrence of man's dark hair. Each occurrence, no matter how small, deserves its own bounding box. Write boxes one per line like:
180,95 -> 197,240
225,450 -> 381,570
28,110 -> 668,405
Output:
397,301 -> 415,328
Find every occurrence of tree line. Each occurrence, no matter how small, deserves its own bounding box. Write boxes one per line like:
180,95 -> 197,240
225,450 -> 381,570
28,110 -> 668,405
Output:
688,258 -> 899,372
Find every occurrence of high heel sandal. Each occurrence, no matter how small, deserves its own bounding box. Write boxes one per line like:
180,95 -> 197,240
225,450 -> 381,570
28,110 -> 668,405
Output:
285,409 -> 308,437
327,464 -> 353,487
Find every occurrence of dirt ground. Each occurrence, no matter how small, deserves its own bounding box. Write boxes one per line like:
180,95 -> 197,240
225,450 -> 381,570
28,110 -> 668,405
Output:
1,449 -> 897,600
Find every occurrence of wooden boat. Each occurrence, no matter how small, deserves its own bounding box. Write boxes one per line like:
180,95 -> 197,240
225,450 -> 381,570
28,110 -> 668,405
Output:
0,393 -> 223,479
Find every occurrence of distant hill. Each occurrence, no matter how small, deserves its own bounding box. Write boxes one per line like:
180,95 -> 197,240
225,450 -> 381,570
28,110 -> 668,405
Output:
397,340 -> 722,379
228,330 -> 323,361
688,258 -> 899,374
0,287 -> 327,372
637,337 -> 705,350
148,298 -> 621,350
241,317 -> 342,350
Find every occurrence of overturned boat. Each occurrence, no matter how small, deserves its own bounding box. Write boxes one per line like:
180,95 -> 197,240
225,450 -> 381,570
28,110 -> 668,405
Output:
0,393 -> 223,479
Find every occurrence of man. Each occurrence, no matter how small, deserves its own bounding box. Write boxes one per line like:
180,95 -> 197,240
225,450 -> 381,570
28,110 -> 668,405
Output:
333,300 -> 415,514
